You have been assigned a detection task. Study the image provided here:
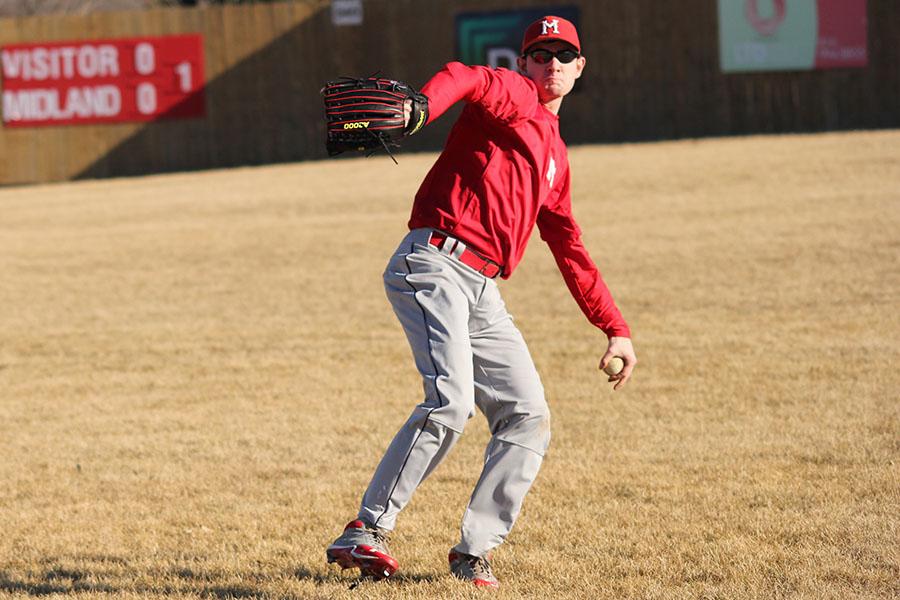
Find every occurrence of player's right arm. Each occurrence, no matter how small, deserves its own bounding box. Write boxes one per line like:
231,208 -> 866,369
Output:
537,169 -> 637,390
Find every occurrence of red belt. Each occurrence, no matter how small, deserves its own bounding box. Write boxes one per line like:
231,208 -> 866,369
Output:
429,232 -> 503,279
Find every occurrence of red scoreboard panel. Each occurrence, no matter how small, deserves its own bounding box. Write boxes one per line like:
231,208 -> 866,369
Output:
1,33 -> 206,127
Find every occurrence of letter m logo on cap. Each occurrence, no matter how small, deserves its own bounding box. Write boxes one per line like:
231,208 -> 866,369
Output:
541,19 -> 560,34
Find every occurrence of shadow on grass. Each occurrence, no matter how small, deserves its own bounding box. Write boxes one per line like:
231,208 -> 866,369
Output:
0,559 -> 438,597
295,565 -> 438,585
0,573 -> 115,596
0,565 -> 273,599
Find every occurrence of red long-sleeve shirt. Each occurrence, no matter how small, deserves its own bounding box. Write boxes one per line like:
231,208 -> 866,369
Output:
409,62 -> 630,338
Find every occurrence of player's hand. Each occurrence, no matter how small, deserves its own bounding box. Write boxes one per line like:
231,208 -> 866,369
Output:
599,336 -> 636,391
403,99 -> 412,128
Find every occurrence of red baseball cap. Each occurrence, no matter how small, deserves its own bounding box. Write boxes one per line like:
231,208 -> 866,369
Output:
521,15 -> 581,54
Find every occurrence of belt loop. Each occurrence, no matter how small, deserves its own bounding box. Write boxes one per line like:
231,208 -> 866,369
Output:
451,240 -> 466,260
437,234 -> 456,255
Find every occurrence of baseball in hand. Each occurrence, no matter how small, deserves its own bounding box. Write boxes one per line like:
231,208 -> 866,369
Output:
603,357 -> 624,376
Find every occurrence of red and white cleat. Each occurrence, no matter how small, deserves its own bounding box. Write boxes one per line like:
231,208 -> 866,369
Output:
449,549 -> 500,588
326,520 -> 398,580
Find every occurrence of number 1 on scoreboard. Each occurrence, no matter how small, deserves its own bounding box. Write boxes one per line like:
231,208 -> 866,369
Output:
175,61 -> 192,92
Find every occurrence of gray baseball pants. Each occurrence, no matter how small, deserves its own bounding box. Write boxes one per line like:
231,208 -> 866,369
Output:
357,228 -> 550,557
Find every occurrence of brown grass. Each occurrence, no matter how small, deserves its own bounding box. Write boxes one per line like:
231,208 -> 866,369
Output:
0,130 -> 898,599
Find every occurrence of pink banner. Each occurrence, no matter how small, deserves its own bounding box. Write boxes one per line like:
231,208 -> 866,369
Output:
815,0 -> 867,68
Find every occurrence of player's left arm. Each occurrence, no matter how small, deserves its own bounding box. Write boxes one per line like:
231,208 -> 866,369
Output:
537,169 -> 637,390
404,63 -> 537,130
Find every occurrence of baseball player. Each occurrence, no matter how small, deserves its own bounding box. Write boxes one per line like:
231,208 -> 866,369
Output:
326,15 -> 636,588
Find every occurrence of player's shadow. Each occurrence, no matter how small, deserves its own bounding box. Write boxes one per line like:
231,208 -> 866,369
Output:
0,560 -> 261,598
0,573 -> 265,599
0,556 -> 437,597
294,565 -> 438,585
0,570 -> 116,596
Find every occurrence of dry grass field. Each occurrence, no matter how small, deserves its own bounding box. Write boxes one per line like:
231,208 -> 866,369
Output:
0,130 -> 898,599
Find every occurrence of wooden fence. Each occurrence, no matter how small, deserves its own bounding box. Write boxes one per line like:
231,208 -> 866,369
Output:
0,0 -> 898,185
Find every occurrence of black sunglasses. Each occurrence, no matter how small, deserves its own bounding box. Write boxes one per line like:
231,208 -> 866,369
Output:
526,48 -> 580,64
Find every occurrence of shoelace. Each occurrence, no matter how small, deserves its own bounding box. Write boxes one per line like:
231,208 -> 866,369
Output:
468,555 -> 493,578
365,527 -> 391,551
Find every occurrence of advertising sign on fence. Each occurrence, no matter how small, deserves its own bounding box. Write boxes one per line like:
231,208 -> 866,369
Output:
331,0 -> 363,26
718,0 -> 867,72
456,7 -> 580,70
1,33 -> 206,127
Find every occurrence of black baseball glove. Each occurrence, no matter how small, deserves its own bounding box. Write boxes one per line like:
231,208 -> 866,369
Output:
321,76 -> 429,161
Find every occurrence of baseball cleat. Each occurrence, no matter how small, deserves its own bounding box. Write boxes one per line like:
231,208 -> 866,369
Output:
449,549 -> 500,588
326,519 -> 398,580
